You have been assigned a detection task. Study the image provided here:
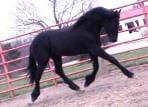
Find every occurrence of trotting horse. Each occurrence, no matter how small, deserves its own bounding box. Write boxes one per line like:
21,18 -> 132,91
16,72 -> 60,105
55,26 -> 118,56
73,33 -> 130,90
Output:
27,7 -> 134,102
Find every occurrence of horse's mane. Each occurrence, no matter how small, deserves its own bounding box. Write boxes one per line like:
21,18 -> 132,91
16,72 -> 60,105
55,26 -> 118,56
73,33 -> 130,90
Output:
72,7 -> 113,30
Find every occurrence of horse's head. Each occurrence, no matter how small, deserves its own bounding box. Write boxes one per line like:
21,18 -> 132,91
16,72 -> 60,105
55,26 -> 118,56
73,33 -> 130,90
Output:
85,7 -> 121,42
102,9 -> 121,42
72,7 -> 121,43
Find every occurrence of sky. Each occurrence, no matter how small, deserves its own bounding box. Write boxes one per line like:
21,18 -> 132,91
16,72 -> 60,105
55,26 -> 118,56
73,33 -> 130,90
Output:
0,0 -> 17,40
0,0 -> 137,41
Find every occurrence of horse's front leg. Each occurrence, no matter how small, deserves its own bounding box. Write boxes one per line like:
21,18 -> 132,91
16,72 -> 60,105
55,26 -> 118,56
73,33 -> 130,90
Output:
52,55 -> 80,91
84,55 -> 99,87
92,47 -> 134,78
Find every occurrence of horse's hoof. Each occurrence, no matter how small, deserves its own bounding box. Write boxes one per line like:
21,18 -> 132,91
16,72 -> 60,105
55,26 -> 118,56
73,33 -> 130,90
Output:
31,92 -> 40,102
31,96 -> 37,102
69,84 -> 80,91
127,72 -> 134,78
84,81 -> 91,87
84,75 -> 95,87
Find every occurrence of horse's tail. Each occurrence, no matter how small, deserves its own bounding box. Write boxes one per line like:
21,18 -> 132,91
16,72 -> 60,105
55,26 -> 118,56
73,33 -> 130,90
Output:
27,52 -> 37,84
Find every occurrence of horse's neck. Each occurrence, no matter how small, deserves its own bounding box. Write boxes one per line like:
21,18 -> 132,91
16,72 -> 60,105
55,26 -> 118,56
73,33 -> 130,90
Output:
81,25 -> 101,36
80,24 -> 102,45
72,18 -> 102,36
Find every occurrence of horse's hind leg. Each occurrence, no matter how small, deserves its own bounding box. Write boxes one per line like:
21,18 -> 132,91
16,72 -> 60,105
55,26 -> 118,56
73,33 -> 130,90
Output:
31,57 -> 49,102
84,55 -> 99,87
52,55 -> 80,91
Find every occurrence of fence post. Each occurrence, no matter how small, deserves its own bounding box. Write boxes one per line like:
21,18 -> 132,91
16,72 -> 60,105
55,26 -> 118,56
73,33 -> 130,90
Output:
0,41 -> 14,97
141,0 -> 148,26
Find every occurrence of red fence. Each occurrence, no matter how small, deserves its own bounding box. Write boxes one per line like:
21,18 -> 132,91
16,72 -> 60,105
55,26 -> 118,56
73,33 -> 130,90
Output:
0,0 -> 148,100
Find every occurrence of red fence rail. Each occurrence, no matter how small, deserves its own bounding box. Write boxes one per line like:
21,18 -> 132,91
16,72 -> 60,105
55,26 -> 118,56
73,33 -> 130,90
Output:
0,0 -> 148,100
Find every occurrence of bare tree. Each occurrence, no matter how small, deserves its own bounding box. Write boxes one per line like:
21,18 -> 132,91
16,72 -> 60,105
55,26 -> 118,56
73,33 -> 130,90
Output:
48,0 -> 99,28
15,0 -> 99,31
15,0 -> 49,33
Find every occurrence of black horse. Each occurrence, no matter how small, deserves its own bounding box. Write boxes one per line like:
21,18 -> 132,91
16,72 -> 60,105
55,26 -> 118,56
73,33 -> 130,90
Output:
27,7 -> 134,102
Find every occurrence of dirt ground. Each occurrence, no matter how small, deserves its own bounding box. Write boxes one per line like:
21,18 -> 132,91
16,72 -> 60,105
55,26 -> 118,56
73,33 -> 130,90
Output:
0,66 -> 148,107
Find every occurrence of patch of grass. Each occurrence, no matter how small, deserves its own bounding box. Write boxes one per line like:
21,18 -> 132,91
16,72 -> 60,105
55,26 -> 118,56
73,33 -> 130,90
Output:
0,93 -> 10,100
109,58 -> 148,70
0,84 -> 9,92
109,48 -> 148,70
114,48 -> 148,60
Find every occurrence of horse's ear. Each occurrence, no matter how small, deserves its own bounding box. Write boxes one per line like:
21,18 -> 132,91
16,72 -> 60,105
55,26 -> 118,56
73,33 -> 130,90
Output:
117,9 -> 121,14
113,9 -> 121,17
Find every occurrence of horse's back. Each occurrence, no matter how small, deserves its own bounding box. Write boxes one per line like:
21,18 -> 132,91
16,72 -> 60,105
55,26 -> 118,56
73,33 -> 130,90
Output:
49,29 -> 97,55
31,29 -> 96,56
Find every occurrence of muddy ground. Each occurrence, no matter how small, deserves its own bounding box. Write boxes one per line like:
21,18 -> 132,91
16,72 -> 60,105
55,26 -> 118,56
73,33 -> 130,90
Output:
0,66 -> 148,107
